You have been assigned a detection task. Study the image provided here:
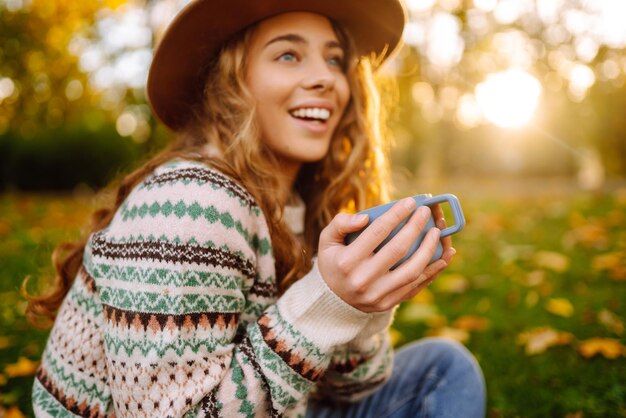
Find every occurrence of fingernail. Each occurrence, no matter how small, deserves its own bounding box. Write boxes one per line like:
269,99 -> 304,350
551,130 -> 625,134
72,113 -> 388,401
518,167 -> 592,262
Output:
404,198 -> 416,209
449,247 -> 457,256
437,218 -> 446,228
354,214 -> 368,224
419,206 -> 431,220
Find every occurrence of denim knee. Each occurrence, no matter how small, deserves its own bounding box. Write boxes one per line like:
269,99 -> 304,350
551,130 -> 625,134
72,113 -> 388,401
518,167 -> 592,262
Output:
407,337 -> 483,383
394,337 -> 486,418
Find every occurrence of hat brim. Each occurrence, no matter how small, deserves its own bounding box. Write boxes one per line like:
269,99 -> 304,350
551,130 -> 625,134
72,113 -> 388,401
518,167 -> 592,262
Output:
147,0 -> 407,131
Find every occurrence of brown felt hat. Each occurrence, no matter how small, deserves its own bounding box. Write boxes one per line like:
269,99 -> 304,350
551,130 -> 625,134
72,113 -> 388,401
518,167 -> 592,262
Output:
146,0 -> 407,131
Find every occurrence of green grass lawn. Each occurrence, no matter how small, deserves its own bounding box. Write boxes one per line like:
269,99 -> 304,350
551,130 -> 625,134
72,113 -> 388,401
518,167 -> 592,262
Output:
1,184 -> 625,417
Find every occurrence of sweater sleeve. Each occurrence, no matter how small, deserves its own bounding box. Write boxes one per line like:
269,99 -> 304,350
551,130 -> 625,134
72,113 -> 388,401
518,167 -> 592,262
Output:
89,161 -> 372,417
32,266 -> 114,417
312,312 -> 395,402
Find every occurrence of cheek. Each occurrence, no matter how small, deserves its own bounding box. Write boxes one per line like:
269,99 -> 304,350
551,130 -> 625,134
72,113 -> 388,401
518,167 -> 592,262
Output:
337,77 -> 351,113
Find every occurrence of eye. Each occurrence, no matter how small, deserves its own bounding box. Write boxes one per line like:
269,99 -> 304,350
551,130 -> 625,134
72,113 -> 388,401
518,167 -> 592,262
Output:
277,51 -> 298,62
327,55 -> 344,68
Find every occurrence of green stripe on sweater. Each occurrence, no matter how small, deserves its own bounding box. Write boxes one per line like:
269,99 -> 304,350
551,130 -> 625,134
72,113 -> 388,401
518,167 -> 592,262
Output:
119,200 -> 271,256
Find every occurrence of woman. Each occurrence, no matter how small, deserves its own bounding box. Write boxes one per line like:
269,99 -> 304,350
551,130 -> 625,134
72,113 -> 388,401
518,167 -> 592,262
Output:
27,1 -> 485,417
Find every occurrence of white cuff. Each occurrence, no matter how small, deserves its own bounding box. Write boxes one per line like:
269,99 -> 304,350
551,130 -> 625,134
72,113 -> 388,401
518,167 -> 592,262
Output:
277,259 -> 371,351
349,309 -> 395,348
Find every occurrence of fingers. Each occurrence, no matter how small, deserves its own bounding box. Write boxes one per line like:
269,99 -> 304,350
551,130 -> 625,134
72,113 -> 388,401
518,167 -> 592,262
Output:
366,226 -> 441,301
374,257 -> 448,311
429,202 -> 452,255
349,197 -> 417,256
389,227 -> 441,287
440,246 -> 456,264
319,212 -> 369,249
373,205 -> 432,272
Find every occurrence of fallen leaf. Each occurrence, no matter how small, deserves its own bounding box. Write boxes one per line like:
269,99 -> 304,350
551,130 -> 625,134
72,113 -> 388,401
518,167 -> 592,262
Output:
578,338 -> 625,359
525,291 -> 539,308
520,270 -> 545,287
593,252 -> 626,281
388,328 -> 403,347
517,327 -> 574,355
399,303 -> 439,323
592,252 -> 624,272
4,406 -> 26,418
434,274 -> 469,293
411,287 -> 434,304
0,374 -> 7,385
0,336 -> 14,349
4,357 -> 38,378
453,315 -> 490,332
609,265 -> 626,281
534,251 -> 570,273
0,219 -> 10,236
425,314 -> 447,329
563,223 -> 608,250
598,309 -> 624,336
545,298 -> 574,318
607,209 -> 625,227
426,327 -> 469,344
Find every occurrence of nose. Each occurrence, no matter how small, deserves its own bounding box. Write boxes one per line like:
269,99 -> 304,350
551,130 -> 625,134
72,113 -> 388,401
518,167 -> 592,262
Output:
301,58 -> 336,92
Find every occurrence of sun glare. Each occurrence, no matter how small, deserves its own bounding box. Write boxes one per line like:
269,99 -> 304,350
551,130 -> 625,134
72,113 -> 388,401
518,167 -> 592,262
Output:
475,69 -> 542,129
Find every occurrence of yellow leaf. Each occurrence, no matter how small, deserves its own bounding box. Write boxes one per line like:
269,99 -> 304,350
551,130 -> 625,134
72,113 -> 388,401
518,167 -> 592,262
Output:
520,270 -> 545,287
434,274 -> 469,294
609,265 -> 626,281
534,251 -> 570,273
0,374 -> 7,386
525,291 -> 539,308
593,252 -> 626,281
453,315 -> 490,332
578,338 -> 625,359
399,303 -> 439,323
388,328 -> 403,347
426,327 -> 469,344
425,314 -> 447,329
517,327 -> 574,355
598,309 -> 624,336
5,406 -> 26,418
4,357 -> 38,378
592,252 -> 624,272
545,298 -> 574,318
410,287 -> 434,304
0,336 -> 13,349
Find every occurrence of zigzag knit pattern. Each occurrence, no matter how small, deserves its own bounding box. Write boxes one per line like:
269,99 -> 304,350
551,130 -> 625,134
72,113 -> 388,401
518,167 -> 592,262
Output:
33,159 -> 393,417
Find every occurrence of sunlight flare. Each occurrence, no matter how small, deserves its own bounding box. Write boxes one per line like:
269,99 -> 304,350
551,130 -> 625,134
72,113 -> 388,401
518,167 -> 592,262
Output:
475,69 -> 542,129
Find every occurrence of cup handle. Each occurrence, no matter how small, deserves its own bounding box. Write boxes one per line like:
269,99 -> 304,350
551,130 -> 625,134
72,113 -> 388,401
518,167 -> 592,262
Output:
420,194 -> 466,238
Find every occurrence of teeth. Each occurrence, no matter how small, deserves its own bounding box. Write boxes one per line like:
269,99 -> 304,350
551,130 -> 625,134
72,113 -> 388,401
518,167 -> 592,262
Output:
290,107 -> 331,121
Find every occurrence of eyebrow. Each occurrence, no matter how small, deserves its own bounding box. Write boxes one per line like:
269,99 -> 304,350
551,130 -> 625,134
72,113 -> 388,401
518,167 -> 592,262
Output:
264,33 -> 343,51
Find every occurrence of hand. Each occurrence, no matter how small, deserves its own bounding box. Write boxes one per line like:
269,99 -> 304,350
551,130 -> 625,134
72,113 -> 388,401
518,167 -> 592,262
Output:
317,197 -> 455,313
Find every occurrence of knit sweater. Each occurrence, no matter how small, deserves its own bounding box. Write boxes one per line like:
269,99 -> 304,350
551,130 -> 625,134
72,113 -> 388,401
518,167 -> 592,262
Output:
32,159 -> 393,418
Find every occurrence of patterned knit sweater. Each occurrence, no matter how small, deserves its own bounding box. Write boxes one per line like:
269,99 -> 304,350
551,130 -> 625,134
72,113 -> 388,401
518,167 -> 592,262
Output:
32,160 -> 393,417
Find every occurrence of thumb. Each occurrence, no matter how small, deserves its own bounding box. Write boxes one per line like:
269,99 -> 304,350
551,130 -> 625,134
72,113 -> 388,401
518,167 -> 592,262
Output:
320,212 -> 369,247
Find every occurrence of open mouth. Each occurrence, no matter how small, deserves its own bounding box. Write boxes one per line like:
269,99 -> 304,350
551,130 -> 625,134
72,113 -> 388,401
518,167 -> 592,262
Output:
289,107 -> 331,123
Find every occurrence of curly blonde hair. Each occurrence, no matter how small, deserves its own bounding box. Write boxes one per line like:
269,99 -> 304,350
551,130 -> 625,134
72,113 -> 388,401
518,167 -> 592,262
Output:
24,19 -> 393,326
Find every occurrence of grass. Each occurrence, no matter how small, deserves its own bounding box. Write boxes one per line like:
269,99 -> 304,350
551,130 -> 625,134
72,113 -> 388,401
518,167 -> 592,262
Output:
1,182 -> 625,417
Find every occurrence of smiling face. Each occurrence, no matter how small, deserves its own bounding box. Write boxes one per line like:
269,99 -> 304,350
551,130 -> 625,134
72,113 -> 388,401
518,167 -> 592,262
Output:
245,12 -> 351,177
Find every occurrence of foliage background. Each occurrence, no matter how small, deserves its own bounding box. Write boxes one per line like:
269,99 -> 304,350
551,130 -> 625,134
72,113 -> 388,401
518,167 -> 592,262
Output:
1,0 -> 625,417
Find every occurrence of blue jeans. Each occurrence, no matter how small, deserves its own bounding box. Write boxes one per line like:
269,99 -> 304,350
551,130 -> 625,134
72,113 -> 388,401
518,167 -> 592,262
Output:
306,338 -> 486,418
